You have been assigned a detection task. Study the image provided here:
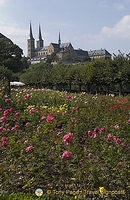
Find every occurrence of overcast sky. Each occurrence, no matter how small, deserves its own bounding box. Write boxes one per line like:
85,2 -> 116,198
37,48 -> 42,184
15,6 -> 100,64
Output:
0,0 -> 130,56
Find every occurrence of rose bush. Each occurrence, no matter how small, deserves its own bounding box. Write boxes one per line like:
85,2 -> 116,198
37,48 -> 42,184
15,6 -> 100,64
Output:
0,88 -> 129,199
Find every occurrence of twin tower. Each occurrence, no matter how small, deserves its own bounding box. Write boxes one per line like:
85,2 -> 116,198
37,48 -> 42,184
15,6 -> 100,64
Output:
27,22 -> 61,58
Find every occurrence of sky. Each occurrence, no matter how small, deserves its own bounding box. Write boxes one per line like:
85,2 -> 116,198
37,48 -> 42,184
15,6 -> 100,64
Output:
0,0 -> 130,56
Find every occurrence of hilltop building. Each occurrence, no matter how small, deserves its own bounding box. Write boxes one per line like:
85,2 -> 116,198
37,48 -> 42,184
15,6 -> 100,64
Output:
27,23 -> 111,63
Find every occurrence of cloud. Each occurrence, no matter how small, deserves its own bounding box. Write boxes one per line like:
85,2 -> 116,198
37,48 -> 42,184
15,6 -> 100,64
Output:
101,15 -> 130,39
72,15 -> 130,54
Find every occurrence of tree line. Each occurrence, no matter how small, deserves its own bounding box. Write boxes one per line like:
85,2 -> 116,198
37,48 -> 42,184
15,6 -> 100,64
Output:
20,52 -> 130,95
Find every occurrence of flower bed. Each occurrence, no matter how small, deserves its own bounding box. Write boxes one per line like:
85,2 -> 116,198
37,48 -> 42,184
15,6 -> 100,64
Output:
0,89 -> 129,199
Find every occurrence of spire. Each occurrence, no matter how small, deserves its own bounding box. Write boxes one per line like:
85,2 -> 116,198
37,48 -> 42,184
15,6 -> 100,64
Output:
39,24 -> 42,40
58,32 -> 61,45
29,22 -> 34,39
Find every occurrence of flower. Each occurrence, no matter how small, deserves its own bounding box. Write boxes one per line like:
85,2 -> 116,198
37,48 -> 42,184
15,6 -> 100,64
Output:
2,137 -> 7,141
15,112 -> 19,116
114,124 -> 119,129
100,127 -> 106,133
126,119 -> 130,125
88,153 -> 93,159
24,94 -> 31,98
29,109 -> 35,113
2,140 -> 7,147
63,133 -> 73,146
5,99 -> 10,103
117,162 -> 124,166
62,151 -> 73,161
107,134 -> 113,140
5,124 -> 9,127
113,136 -> 117,141
24,140 -> 28,144
94,127 -> 100,133
41,116 -> 46,120
99,187 -> 106,194
12,125 -> 20,130
17,99 -> 20,103
26,146 -> 34,152
46,115 -> 54,123
84,147 -> 87,152
62,112 -> 65,117
0,116 -> 7,122
66,95 -> 71,99
116,138 -> 122,145
88,131 -> 95,138
57,132 -> 62,136
49,129 -> 53,133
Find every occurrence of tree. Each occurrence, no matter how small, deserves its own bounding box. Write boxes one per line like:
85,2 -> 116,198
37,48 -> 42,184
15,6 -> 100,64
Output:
112,51 -> 130,95
0,36 -> 23,72
0,66 -> 12,99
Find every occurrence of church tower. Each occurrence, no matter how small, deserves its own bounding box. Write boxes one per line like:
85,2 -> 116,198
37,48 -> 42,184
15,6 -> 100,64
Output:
58,32 -> 61,46
37,24 -> 44,48
27,22 -> 35,58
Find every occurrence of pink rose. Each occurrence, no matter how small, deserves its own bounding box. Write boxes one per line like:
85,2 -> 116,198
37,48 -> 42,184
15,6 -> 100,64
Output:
5,99 -> 10,103
5,124 -> 9,127
15,112 -> 19,116
24,140 -> 28,144
114,124 -> 119,129
107,134 -> 113,140
88,153 -> 93,159
62,112 -> 65,117
63,133 -> 73,146
46,115 -> 54,123
66,96 -> 71,99
0,116 -> 7,122
26,146 -> 34,152
57,132 -> 62,136
12,125 -> 20,130
41,116 -> 46,120
62,151 -> 73,161
29,109 -> 35,113
100,127 -> 106,133
17,99 -> 20,103
88,131 -> 95,138
2,137 -> 7,141
2,140 -> 7,147
116,138 -> 122,145
94,127 -> 100,133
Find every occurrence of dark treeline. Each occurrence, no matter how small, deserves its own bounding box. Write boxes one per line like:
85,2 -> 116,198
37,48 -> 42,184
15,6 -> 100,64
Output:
19,52 -> 130,95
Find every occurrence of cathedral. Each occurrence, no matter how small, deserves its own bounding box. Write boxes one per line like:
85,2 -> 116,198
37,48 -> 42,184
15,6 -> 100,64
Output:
27,23 -> 111,63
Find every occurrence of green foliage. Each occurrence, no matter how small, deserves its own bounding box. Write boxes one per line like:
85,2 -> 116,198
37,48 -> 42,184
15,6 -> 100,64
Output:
19,52 -> 130,94
0,36 -> 23,72
0,66 -> 12,102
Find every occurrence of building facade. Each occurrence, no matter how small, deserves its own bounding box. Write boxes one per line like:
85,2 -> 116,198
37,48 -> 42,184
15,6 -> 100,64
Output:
27,23 -> 111,63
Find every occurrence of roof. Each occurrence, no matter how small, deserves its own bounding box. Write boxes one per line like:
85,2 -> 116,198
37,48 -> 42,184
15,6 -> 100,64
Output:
88,49 -> 111,57
0,33 -> 6,38
60,43 -> 72,48
51,43 -> 59,48
35,46 -> 48,51
75,49 -> 88,56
